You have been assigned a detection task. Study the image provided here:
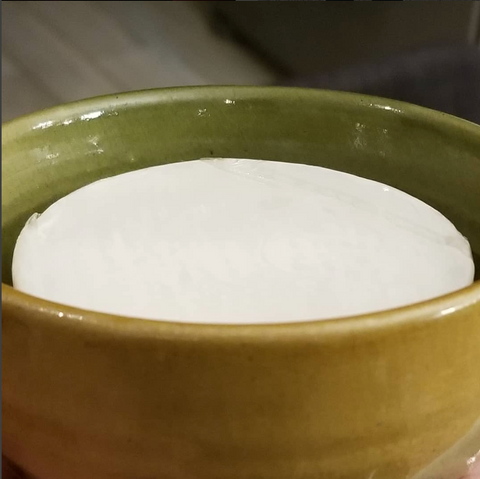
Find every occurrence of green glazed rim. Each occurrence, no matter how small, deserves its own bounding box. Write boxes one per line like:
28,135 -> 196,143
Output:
2,86 -> 480,340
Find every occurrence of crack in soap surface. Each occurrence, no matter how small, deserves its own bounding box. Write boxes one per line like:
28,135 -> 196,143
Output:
204,158 -> 471,255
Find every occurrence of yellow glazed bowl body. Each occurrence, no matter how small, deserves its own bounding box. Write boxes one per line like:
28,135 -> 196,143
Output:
2,87 -> 480,479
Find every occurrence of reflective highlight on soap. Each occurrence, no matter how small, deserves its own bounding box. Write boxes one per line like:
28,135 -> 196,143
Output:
12,159 -> 474,324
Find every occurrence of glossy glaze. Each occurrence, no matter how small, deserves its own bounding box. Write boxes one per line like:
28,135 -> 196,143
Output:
2,87 -> 480,479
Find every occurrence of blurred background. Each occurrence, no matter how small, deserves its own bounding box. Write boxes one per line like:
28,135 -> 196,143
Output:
2,1 -> 480,123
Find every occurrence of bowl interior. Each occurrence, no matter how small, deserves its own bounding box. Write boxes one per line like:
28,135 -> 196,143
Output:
3,87 -> 480,287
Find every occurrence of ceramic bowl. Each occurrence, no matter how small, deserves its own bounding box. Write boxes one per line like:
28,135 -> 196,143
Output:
2,87 -> 480,479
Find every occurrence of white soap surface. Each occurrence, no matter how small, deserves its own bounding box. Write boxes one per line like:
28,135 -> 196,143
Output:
12,158 -> 474,324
